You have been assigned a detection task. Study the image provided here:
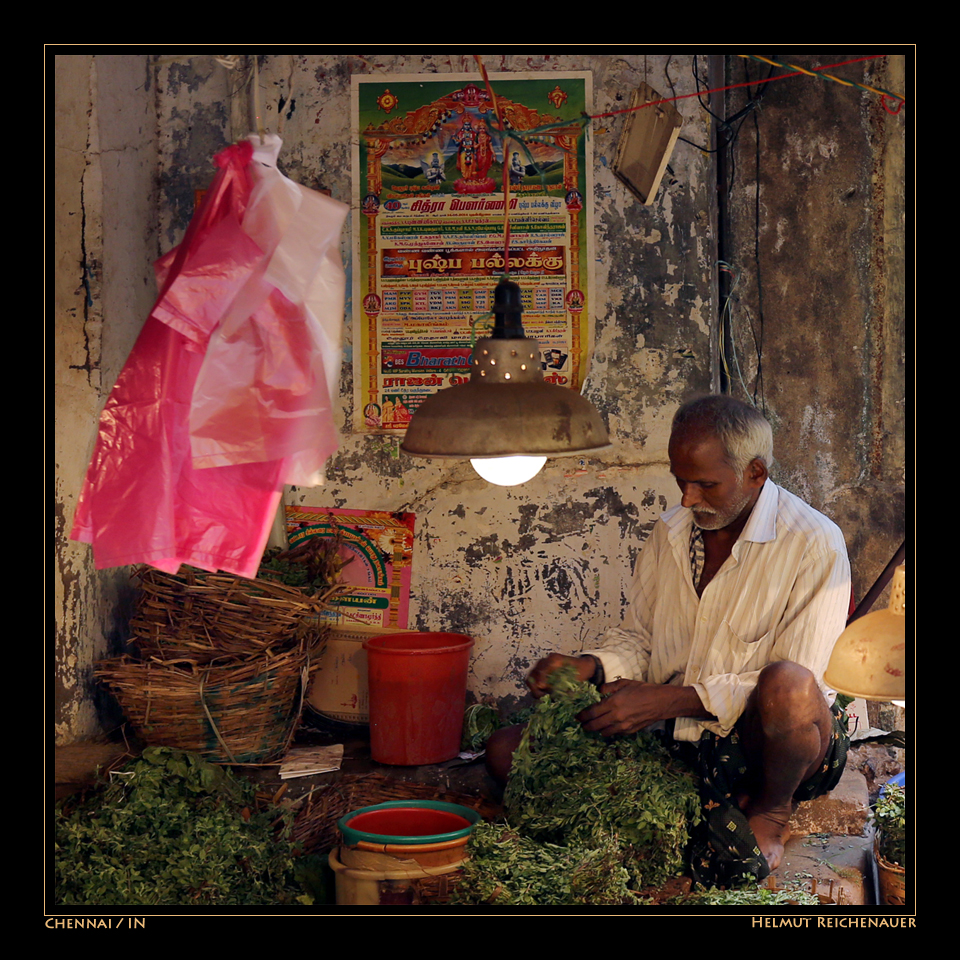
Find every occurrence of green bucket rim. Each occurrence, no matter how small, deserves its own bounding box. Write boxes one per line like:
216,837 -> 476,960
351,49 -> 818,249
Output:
337,799 -> 481,846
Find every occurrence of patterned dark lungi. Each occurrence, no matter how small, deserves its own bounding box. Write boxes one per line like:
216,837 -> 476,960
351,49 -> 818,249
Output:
661,702 -> 849,888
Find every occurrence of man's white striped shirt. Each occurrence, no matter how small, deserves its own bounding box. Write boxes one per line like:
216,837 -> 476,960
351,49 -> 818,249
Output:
584,481 -> 851,742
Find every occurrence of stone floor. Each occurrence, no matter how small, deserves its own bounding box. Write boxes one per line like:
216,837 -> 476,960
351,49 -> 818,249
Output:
773,762 -> 873,906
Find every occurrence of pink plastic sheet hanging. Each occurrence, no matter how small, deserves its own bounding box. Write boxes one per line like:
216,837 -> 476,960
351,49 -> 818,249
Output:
71,138 -> 348,578
187,135 -> 347,485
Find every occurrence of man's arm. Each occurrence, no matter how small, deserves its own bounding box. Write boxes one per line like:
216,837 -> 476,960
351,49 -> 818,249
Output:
578,541 -> 848,738
525,523 -> 666,699
569,523 -> 690,735
577,680 -> 715,736
525,653 -> 597,697
577,519 -> 671,685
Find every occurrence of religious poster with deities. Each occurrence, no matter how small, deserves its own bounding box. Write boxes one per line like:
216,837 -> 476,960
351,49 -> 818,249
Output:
351,72 -> 594,433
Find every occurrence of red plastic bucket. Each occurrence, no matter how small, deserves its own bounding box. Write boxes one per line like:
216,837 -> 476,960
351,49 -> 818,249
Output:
363,632 -> 473,765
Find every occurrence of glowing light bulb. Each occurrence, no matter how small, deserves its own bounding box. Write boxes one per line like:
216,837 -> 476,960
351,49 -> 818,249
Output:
470,456 -> 547,486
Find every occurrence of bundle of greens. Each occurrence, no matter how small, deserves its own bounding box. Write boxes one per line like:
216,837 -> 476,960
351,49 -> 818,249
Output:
874,782 -> 906,869
501,668 -> 701,892
461,702 -> 501,753
666,885 -> 823,907
55,747 -> 313,906
451,822 -> 632,906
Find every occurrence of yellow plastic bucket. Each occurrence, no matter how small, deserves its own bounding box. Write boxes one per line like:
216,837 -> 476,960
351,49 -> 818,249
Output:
331,800 -> 478,904
329,843 -> 468,905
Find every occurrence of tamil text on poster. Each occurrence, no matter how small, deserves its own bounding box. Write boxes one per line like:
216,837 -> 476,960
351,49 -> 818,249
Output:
351,72 -> 594,432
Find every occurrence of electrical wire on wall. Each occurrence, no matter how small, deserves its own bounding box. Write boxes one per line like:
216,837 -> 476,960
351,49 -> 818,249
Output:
692,55 -> 903,415
717,260 -> 755,401
747,60 -> 767,415
585,54 -> 902,416
699,55 -> 772,413
699,55 -> 777,199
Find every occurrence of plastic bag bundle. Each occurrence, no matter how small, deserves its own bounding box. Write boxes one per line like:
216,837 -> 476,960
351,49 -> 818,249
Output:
71,136 -> 348,578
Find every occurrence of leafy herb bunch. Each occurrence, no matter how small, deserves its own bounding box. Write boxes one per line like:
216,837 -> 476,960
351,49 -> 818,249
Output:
874,782 -> 906,870
452,822 -> 632,906
662,885 -> 822,907
55,747 -> 308,906
259,535 -> 346,597
503,667 -> 701,891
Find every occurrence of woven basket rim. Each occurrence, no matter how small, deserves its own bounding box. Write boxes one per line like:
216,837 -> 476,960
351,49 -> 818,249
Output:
873,836 -> 906,875
96,648 -> 321,683
98,563 -> 336,763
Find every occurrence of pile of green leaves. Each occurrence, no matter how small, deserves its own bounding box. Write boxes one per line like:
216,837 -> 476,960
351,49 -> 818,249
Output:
54,747 -> 311,906
501,668 -> 701,892
451,822 -> 632,906
666,885 -> 823,907
874,782 -> 906,869
461,703 -> 501,752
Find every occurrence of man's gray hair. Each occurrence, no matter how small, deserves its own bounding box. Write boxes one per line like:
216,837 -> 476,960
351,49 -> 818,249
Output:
672,395 -> 774,476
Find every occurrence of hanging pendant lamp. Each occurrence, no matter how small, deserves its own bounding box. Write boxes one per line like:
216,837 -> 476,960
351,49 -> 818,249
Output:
400,278 -> 611,485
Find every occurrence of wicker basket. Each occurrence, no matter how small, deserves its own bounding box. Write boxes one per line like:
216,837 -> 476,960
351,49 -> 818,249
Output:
129,566 -> 330,662
98,565 -> 332,764
875,838 -> 907,905
96,642 -> 322,764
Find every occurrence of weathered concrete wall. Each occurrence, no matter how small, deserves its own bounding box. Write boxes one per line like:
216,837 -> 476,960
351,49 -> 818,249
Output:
722,54 -> 907,605
53,55 -> 158,741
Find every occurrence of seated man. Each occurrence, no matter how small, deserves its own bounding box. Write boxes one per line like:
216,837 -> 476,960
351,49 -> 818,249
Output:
487,394 -> 851,884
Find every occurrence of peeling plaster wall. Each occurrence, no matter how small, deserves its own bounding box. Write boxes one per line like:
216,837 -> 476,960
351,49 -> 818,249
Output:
721,54 -> 907,606
53,55 -> 157,742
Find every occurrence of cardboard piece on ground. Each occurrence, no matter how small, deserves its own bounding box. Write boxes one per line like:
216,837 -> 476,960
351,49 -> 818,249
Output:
279,744 -> 344,779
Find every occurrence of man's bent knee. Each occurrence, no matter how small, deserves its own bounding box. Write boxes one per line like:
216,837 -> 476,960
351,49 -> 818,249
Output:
757,660 -> 818,697
744,661 -> 833,783
753,661 -> 825,725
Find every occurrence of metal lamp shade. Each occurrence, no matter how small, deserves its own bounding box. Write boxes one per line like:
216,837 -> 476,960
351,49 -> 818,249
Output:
400,335 -> 610,460
824,564 -> 906,701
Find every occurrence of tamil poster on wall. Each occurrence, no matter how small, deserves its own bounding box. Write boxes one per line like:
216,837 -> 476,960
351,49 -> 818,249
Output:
283,505 -> 415,630
351,72 -> 594,433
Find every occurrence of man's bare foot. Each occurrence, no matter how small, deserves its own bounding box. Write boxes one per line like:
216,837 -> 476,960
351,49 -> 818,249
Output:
745,807 -> 792,871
